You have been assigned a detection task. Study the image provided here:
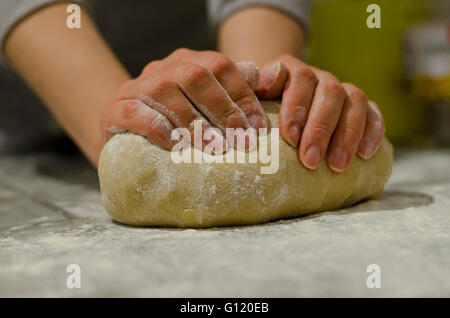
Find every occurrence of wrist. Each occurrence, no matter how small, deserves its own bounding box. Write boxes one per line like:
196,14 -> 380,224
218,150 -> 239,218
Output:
218,6 -> 305,66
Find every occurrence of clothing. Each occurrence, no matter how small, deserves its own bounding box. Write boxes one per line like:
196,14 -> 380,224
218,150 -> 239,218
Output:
0,0 -> 310,152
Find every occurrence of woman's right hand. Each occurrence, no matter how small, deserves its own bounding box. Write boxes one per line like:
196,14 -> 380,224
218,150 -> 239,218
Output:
101,48 -> 267,150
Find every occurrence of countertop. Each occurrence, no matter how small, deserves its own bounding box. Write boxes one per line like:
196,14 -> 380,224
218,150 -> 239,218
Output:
0,148 -> 449,297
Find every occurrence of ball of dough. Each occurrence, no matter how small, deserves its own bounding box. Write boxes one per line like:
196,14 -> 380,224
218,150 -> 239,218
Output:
98,101 -> 393,228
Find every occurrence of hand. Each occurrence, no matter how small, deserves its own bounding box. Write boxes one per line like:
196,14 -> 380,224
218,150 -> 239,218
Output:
101,48 -> 267,150
256,54 -> 385,172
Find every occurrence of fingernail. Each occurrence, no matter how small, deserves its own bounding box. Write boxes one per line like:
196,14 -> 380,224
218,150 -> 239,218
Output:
248,112 -> 267,130
358,138 -> 375,159
264,61 -> 282,87
329,148 -> 349,172
303,145 -> 321,169
287,122 -> 301,147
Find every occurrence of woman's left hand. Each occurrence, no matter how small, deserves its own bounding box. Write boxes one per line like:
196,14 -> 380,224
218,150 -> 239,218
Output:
255,54 -> 385,172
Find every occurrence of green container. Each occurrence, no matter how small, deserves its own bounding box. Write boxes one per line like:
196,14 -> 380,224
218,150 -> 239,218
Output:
309,0 -> 430,144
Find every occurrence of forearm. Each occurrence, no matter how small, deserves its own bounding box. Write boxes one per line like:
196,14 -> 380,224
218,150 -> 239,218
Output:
217,6 -> 305,66
3,3 -> 130,165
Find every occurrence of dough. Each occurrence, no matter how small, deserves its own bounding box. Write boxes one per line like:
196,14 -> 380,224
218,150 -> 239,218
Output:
98,101 -> 393,228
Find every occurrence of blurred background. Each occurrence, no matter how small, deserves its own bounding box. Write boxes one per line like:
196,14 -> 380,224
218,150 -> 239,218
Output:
309,0 -> 450,147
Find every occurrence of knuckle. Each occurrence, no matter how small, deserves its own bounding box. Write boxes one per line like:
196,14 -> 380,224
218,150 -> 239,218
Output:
310,121 -> 333,139
223,109 -> 248,128
293,66 -> 318,84
121,101 -> 139,120
148,79 -> 175,96
342,126 -> 362,143
210,101 -> 244,126
183,64 -> 211,85
222,105 -> 239,121
324,79 -> 345,98
290,105 -> 308,122
142,61 -> 162,74
208,54 -> 233,76
348,99 -> 368,120
347,86 -> 367,103
232,88 -> 255,107
342,82 -> 356,90
173,47 -> 191,56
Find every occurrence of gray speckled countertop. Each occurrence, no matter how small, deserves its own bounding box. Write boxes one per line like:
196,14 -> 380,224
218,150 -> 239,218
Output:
0,148 -> 449,297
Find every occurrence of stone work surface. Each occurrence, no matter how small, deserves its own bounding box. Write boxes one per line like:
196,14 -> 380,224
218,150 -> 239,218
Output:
0,149 -> 449,297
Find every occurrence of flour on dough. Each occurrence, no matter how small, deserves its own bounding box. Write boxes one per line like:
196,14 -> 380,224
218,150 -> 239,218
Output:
98,101 -> 393,228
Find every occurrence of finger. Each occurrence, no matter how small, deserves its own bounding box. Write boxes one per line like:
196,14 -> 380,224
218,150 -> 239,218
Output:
102,99 -> 174,150
116,76 -> 224,152
206,54 -> 267,129
236,61 -> 260,91
278,59 -> 318,147
170,49 -> 267,130
357,101 -> 385,159
175,62 -> 251,131
256,61 -> 288,99
299,70 -> 346,170
326,83 -> 368,173
117,75 -> 209,129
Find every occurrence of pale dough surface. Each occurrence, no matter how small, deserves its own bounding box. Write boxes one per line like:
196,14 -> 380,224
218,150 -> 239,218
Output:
98,101 -> 393,228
